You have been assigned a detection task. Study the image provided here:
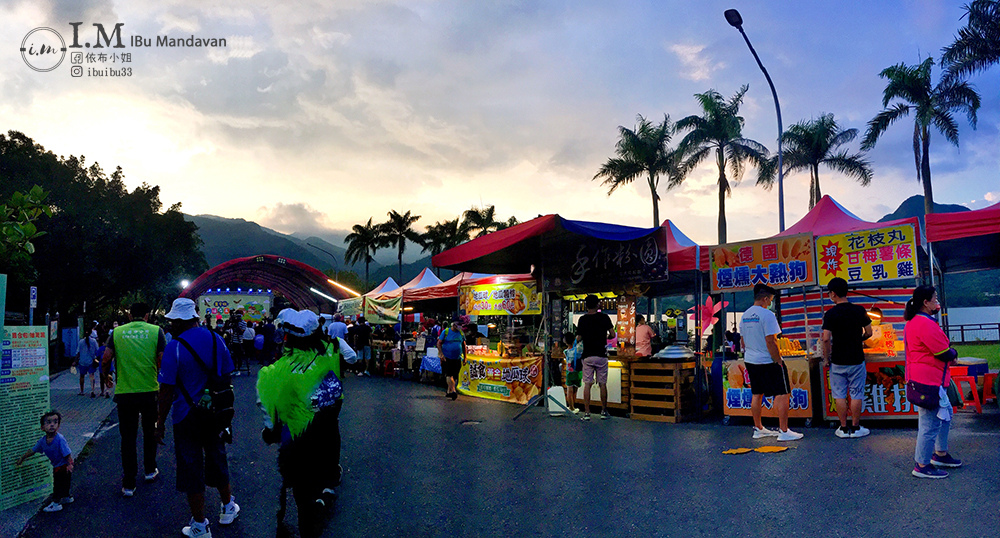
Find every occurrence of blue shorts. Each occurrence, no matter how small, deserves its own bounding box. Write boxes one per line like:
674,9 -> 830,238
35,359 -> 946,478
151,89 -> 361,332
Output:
78,362 -> 98,376
829,363 -> 867,400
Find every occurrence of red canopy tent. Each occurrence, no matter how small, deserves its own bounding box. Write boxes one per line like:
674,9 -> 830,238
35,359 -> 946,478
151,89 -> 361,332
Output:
926,201 -> 1000,273
774,195 -> 921,239
376,268 -> 443,299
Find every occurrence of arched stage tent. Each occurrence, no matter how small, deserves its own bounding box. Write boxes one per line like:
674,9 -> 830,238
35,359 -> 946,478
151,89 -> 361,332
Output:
926,200 -> 1000,273
179,254 -> 351,311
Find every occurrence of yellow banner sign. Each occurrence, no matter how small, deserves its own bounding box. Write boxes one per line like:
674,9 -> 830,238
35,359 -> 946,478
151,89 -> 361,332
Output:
460,281 -> 541,316
816,224 -> 917,285
458,354 -> 542,404
710,234 -> 816,293
723,358 -> 812,418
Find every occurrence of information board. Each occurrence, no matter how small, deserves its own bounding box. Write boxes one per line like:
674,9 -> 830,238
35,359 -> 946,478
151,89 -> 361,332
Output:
710,234 -> 816,293
460,280 -> 542,316
816,224 -> 918,285
0,326 -> 52,511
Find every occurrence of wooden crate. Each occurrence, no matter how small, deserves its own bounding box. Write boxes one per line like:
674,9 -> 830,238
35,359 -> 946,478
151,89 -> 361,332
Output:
630,361 -> 698,423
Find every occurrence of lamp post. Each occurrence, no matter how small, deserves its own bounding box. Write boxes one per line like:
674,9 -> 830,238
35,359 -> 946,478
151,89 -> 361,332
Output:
725,8 -> 785,232
307,242 -> 340,281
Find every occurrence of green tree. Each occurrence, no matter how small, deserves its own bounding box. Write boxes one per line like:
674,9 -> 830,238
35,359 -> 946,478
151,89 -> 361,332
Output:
778,114 -> 873,209
942,1 -> 1000,81
861,57 -> 980,217
675,86 -> 774,243
344,217 -> 382,287
462,205 -> 504,238
497,216 -> 519,230
594,114 -> 679,227
420,218 -> 470,276
380,210 -> 422,281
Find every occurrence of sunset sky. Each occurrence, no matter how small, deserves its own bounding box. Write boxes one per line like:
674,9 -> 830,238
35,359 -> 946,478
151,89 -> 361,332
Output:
3,1 -> 999,257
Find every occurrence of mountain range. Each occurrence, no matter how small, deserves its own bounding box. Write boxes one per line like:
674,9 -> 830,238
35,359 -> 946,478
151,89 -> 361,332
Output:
185,196 -> 997,306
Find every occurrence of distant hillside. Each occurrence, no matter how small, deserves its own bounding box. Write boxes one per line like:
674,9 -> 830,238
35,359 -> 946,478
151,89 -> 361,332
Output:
878,196 -> 998,307
368,255 -> 463,287
184,214 -> 380,274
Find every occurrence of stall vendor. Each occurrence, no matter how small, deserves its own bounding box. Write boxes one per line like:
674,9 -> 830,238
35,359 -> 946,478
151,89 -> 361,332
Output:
635,315 -> 655,359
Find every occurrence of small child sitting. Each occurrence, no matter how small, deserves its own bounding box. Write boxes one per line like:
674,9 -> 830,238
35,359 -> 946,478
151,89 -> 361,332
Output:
17,410 -> 74,512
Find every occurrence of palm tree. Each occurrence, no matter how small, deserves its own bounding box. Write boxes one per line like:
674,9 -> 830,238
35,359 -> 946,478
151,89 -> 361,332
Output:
343,217 -> 382,287
593,114 -> 678,227
779,113 -> 873,210
497,215 -> 519,230
861,57 -> 980,217
675,86 -> 774,244
942,1 -> 1000,81
420,218 -> 470,276
380,210 -> 422,280
462,205 -> 503,238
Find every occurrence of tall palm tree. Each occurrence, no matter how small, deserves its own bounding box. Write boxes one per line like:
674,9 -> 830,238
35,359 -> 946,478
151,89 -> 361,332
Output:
942,1 -> 1000,81
861,57 -> 980,217
343,217 -> 382,287
778,113 -> 873,210
593,114 -> 678,227
462,205 -> 503,238
675,86 -> 774,244
380,210 -> 422,280
497,215 -> 519,230
420,218 -> 470,276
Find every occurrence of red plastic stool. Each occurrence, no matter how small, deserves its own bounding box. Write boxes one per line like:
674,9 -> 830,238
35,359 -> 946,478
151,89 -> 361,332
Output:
382,359 -> 396,377
983,372 -> 997,404
951,376 -> 982,413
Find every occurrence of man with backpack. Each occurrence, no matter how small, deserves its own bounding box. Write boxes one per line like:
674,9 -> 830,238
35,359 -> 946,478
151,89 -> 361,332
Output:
155,298 -> 239,538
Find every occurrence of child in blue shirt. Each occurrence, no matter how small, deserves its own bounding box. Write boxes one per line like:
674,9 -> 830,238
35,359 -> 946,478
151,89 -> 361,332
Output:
562,333 -> 582,414
17,410 -> 74,512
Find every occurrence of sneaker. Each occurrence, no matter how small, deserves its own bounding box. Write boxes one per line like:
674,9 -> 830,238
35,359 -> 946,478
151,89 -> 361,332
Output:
121,488 -> 135,497
219,499 -> 240,525
59,497 -> 74,504
930,453 -> 963,468
752,426 -> 779,439
571,408 -> 580,414
144,468 -> 159,482
851,425 -> 871,438
776,429 -> 804,441
912,463 -> 949,479
835,426 -> 851,439
581,413 -> 591,421
42,501 -> 63,512
182,518 -> 212,537
321,487 -> 338,501
600,411 -> 611,420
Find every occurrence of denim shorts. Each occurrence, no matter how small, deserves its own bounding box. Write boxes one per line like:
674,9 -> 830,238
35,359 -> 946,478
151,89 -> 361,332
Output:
829,363 -> 867,400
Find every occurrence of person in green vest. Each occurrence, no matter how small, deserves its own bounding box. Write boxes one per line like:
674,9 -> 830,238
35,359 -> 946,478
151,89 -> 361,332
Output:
258,308 -> 357,537
101,302 -> 166,497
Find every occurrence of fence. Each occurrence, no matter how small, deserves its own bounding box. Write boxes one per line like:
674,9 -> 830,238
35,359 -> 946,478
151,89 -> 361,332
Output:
947,323 -> 1000,344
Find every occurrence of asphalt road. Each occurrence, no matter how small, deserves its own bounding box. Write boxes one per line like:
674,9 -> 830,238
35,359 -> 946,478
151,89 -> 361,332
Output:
20,370 -> 1000,537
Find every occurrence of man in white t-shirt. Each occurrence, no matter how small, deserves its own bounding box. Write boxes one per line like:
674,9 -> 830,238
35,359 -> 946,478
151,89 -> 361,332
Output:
739,284 -> 803,442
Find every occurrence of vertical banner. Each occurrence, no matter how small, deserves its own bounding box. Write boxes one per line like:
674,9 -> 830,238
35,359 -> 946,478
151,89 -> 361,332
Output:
0,326 -> 52,511
816,224 -> 918,285
616,296 -> 636,345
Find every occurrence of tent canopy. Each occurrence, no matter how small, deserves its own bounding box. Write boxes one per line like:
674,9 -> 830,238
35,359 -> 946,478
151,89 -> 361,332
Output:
662,219 -> 709,272
433,214 -> 668,292
775,195 -> 921,241
401,272 -> 496,303
926,201 -> 1000,273
376,268 -> 443,299
365,277 -> 399,297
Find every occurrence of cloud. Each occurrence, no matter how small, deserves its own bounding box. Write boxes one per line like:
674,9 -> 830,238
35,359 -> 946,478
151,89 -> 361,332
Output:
256,202 -> 335,236
669,43 -> 724,81
986,191 -> 999,202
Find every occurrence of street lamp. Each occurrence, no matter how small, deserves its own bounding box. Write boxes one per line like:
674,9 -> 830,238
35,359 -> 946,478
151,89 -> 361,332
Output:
180,279 -> 190,289
725,9 -> 785,232
307,242 -> 340,281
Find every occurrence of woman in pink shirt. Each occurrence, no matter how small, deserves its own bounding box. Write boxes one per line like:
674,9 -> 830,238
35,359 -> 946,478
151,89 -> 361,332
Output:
903,285 -> 961,479
634,315 -> 656,359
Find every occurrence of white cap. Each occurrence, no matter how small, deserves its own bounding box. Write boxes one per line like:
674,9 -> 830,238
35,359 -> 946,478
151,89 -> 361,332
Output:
164,298 -> 199,320
276,309 -> 319,337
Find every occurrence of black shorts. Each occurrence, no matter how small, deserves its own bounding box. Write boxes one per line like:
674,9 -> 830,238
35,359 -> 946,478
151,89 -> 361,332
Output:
174,411 -> 230,494
442,357 -> 462,378
744,362 -> 790,397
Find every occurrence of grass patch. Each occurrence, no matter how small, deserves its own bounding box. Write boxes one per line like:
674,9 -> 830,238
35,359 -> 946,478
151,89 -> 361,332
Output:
953,343 -> 1000,370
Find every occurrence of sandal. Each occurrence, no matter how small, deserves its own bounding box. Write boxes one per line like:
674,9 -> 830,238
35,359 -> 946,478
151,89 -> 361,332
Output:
77,391 -> 85,396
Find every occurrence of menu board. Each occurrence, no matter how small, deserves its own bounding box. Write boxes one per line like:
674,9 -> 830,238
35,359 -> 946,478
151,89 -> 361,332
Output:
710,234 -> 816,293
816,224 -> 918,285
616,296 -> 636,345
0,327 -> 52,511
460,281 -> 542,316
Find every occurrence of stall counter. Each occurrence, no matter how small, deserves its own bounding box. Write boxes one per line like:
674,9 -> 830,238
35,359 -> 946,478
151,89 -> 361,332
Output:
571,358 -> 630,410
723,356 -> 813,420
820,353 -> 917,421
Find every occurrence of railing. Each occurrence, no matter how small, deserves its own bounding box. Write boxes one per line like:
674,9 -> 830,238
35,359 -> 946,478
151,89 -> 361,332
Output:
947,323 -> 1000,344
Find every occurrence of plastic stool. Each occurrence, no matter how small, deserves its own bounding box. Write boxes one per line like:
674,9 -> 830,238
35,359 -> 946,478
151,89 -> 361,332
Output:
983,372 -> 997,404
951,376 -> 982,413
383,359 -> 396,377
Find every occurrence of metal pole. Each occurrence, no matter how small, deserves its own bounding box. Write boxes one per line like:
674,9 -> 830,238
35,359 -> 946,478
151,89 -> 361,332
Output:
731,20 -> 784,232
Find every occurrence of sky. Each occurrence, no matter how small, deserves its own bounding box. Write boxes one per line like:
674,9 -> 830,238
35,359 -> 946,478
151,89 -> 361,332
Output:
3,0 -> 999,261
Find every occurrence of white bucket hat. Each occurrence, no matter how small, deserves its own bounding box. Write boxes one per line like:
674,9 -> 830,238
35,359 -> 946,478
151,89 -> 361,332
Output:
164,298 -> 199,320
276,309 -> 319,337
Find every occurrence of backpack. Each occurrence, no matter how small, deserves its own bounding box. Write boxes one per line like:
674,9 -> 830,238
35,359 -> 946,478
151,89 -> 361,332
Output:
173,334 -> 236,443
